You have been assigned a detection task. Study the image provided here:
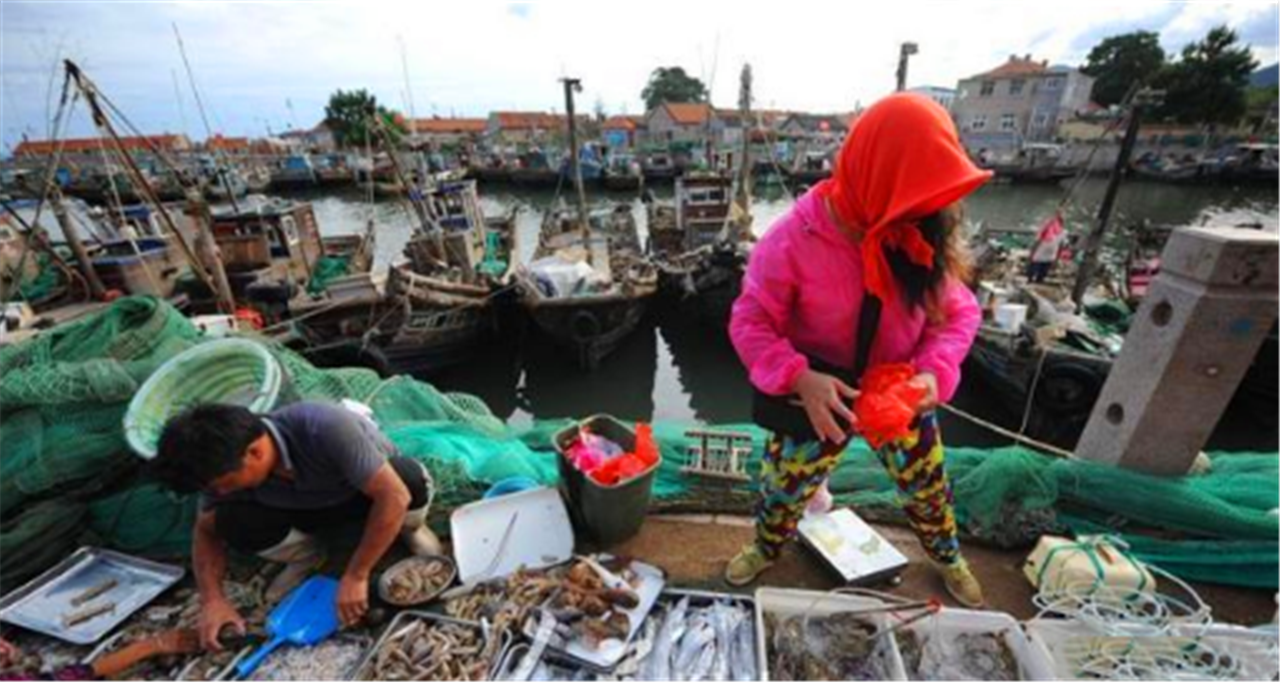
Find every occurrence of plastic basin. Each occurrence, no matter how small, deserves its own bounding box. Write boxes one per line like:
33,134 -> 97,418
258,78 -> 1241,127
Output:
124,338 -> 288,460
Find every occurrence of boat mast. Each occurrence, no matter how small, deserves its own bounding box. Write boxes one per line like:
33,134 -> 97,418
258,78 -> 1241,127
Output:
561,77 -> 590,240
1070,88 -> 1162,307
49,185 -> 106,299
173,23 -> 241,214
736,63 -> 753,208
64,59 -> 236,314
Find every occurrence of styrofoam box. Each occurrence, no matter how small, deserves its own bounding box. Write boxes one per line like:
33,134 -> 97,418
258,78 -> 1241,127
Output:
1025,619 -> 1280,681
899,607 -> 1056,680
753,587 -> 908,681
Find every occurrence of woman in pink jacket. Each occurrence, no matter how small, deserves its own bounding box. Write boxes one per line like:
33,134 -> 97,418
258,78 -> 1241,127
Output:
726,93 -> 990,606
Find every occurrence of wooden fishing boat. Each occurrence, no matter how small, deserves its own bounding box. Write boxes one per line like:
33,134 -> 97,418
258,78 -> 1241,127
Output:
601,153 -> 643,191
648,173 -> 752,331
518,203 -> 657,370
283,179 -> 518,376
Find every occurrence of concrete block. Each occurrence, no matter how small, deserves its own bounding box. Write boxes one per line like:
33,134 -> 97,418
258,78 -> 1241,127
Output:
1075,227 -> 1278,475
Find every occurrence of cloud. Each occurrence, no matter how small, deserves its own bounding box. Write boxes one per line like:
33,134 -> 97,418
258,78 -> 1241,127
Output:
2,0 -> 1277,153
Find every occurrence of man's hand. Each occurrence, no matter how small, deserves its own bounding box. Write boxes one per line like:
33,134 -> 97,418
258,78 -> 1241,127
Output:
337,572 -> 370,627
907,372 -> 939,414
199,597 -> 245,652
793,370 -> 859,443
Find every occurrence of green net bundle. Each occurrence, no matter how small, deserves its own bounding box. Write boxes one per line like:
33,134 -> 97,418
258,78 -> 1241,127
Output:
305,255 -> 351,295
0,296 -> 1275,592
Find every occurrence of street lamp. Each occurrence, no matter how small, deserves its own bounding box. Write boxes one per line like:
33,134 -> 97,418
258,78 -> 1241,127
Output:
897,42 -> 919,92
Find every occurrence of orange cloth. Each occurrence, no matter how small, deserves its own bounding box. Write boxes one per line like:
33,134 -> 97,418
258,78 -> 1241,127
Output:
817,94 -> 993,305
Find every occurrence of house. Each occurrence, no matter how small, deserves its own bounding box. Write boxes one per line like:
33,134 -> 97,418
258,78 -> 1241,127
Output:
486,111 -> 573,144
778,113 -> 850,141
601,115 -> 644,150
952,55 -> 1095,152
202,135 -> 252,157
907,85 -> 957,112
410,118 -> 488,146
279,121 -> 337,152
12,134 -> 193,162
644,102 -> 716,146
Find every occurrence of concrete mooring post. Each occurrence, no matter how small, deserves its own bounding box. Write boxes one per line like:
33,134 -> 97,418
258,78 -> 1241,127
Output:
1075,226 -> 1278,475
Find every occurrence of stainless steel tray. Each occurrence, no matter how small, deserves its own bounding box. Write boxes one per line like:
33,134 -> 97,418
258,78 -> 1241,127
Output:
0,547 -> 185,645
349,610 -> 500,681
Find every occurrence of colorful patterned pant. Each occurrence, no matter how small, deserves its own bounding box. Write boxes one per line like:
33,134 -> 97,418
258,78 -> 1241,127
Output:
754,412 -> 960,564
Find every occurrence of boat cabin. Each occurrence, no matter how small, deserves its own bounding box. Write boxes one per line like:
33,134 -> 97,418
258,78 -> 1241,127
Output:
208,196 -> 323,295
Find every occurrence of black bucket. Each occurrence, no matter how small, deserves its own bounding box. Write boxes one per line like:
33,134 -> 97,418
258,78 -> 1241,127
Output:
554,415 -> 659,547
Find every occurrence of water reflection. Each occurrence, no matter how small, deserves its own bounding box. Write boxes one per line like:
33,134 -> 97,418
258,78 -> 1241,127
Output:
278,179 -> 1276,448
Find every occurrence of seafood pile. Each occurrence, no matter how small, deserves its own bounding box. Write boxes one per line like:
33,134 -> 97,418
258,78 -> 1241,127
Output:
638,596 -> 757,681
548,560 -> 642,648
764,611 -> 895,681
363,616 -> 491,681
247,634 -> 372,681
380,556 -> 455,606
496,594 -> 757,682
897,629 -> 1020,681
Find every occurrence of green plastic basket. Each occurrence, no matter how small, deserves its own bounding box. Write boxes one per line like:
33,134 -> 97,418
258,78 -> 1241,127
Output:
124,338 -> 288,460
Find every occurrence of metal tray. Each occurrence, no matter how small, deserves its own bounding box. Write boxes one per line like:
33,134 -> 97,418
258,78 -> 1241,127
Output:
0,547 -> 184,645
349,610 -> 501,681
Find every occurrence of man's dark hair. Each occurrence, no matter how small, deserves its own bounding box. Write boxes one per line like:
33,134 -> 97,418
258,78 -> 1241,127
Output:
150,404 -> 267,494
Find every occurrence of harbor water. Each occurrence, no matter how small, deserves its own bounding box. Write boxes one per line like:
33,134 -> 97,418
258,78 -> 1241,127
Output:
290,179 -> 1278,451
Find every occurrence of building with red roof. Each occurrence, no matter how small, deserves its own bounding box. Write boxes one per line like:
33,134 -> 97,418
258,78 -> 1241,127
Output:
952,54 -> 1095,150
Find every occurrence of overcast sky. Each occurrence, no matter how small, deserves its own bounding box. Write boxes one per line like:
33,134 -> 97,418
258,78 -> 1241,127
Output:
2,0 -> 1277,153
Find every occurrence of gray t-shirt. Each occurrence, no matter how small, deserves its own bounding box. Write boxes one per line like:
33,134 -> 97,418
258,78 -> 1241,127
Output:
202,401 -> 396,511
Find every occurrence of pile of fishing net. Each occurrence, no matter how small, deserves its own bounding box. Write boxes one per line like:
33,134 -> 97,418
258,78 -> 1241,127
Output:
1,296 -> 1275,592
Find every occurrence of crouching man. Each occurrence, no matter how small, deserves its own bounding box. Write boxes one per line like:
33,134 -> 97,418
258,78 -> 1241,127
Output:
149,402 -> 441,650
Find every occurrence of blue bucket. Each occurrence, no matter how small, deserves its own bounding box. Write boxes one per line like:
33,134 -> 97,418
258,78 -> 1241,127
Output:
484,477 -> 540,500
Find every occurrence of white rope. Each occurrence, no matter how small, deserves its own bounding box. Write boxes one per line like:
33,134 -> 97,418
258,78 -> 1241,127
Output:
939,403 -> 1074,458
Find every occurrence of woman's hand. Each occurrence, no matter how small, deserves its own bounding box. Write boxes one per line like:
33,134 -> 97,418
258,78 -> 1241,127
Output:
793,370 -> 859,443
907,372 -> 939,414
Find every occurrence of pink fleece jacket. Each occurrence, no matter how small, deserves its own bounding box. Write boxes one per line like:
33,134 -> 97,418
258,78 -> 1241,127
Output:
729,187 -> 981,403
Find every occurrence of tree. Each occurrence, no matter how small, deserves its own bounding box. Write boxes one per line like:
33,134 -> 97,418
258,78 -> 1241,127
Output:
324,89 -> 408,148
1155,26 -> 1258,126
640,67 -> 708,110
1081,31 -> 1166,107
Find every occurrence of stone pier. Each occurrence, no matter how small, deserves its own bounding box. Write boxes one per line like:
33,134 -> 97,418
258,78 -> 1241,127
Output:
1075,226 -> 1278,475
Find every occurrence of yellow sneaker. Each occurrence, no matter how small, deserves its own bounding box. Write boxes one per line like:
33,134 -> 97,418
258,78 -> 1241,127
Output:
725,544 -> 774,586
939,558 -> 985,608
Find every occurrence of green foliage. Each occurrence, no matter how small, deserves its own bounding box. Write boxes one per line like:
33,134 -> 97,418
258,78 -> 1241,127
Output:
640,67 -> 708,111
324,88 -> 409,148
1081,31 -> 1166,107
1154,25 -> 1258,126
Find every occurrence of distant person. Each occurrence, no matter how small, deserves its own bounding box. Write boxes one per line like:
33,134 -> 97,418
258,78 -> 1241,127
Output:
150,402 -> 440,650
726,94 -> 988,607
1028,211 -> 1066,283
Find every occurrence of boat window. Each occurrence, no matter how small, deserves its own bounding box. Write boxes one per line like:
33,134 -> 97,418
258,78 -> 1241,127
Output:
281,216 -> 299,242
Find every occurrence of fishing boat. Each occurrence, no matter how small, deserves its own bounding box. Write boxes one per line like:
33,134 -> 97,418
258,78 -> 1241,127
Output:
282,179 -> 518,375
647,65 -> 756,332
518,202 -> 657,370
1129,152 -> 1217,184
640,149 -> 679,182
268,153 -> 318,190
1218,143 -> 1279,185
648,173 -> 752,330
508,148 -> 563,188
601,152 -> 644,191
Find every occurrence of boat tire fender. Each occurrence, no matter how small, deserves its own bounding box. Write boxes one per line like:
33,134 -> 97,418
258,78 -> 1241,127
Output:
570,310 -> 602,343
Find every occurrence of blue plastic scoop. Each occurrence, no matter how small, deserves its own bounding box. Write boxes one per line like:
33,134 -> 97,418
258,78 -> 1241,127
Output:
235,576 -> 341,678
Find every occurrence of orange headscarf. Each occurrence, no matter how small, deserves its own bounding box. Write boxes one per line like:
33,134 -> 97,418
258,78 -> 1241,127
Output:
817,93 -> 992,305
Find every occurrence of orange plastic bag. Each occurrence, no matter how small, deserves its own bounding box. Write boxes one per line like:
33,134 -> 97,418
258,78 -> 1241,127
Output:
854,363 -> 927,448
588,422 -> 659,486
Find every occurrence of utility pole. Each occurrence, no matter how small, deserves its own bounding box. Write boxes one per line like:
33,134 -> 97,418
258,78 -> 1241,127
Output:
896,42 -> 919,92
1071,88 -> 1164,307
561,77 -> 589,237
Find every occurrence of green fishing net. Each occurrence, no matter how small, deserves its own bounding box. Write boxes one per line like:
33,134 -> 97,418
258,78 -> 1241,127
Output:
0,296 -> 1275,591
